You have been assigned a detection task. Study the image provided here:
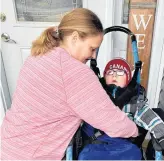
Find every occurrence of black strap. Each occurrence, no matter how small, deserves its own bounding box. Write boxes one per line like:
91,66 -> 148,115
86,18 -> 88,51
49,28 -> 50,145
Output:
73,126 -> 83,160
132,61 -> 142,82
84,138 -> 108,146
83,130 -> 108,146
90,59 -> 100,77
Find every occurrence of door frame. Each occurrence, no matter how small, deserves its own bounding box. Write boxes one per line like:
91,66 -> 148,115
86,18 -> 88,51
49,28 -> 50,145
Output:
147,0 -> 164,108
1,50 -> 11,119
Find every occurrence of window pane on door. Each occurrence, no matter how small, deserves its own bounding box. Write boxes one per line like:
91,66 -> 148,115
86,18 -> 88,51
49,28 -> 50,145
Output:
14,0 -> 83,22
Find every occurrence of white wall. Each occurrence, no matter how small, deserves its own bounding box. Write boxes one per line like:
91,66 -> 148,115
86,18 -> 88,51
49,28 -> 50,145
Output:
147,0 -> 164,108
1,49 -> 12,124
1,53 -> 8,125
84,0 -> 115,75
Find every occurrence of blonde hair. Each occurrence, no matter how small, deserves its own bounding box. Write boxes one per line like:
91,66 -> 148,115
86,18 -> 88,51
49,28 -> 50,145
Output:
31,8 -> 103,56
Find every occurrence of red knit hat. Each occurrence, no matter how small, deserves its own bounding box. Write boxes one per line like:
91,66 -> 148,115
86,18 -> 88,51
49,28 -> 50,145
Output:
104,58 -> 132,85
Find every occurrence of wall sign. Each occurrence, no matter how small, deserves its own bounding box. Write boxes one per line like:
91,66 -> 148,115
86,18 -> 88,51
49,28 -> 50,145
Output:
127,0 -> 156,89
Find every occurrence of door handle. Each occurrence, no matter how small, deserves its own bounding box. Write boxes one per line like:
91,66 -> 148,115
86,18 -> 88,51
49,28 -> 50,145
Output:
0,13 -> 6,22
1,33 -> 16,44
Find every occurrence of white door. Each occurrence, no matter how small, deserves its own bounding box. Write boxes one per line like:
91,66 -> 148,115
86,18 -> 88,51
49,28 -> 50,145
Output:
1,0 -> 114,110
1,0 -> 84,107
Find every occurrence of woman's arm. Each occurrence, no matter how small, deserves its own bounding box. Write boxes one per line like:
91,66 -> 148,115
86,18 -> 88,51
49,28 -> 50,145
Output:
62,59 -> 138,138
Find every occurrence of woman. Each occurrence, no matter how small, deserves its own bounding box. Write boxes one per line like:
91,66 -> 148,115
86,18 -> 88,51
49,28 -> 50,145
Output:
1,8 -> 138,160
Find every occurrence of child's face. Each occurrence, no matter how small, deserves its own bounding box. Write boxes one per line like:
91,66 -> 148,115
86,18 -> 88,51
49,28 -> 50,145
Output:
105,69 -> 127,88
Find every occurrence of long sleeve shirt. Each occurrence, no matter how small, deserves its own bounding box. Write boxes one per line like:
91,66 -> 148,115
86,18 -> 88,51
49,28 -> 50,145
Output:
1,47 -> 138,160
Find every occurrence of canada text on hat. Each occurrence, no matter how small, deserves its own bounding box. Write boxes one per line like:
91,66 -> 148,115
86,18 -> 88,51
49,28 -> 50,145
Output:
109,64 -> 130,81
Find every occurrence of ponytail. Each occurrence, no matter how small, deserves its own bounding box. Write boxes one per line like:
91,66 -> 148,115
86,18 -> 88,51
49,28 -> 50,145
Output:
31,27 -> 59,56
31,8 -> 103,56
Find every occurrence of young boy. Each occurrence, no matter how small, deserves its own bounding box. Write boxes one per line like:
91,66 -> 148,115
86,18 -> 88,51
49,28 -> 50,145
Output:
103,58 -> 164,141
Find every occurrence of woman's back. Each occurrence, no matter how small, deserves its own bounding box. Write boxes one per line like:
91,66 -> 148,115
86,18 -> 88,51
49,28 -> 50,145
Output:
1,47 -> 82,160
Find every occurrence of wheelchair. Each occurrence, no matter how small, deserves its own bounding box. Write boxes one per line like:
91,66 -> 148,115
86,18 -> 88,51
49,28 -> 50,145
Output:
65,26 -> 164,160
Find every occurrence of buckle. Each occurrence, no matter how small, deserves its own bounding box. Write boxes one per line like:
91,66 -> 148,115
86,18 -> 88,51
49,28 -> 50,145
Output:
77,136 -> 82,148
91,135 -> 97,141
135,61 -> 142,70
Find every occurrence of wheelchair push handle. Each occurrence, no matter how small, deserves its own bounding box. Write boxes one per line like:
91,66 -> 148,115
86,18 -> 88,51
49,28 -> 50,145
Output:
104,26 -> 136,42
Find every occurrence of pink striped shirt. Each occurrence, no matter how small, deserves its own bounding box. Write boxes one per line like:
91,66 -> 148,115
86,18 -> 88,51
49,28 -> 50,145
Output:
1,47 -> 138,160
